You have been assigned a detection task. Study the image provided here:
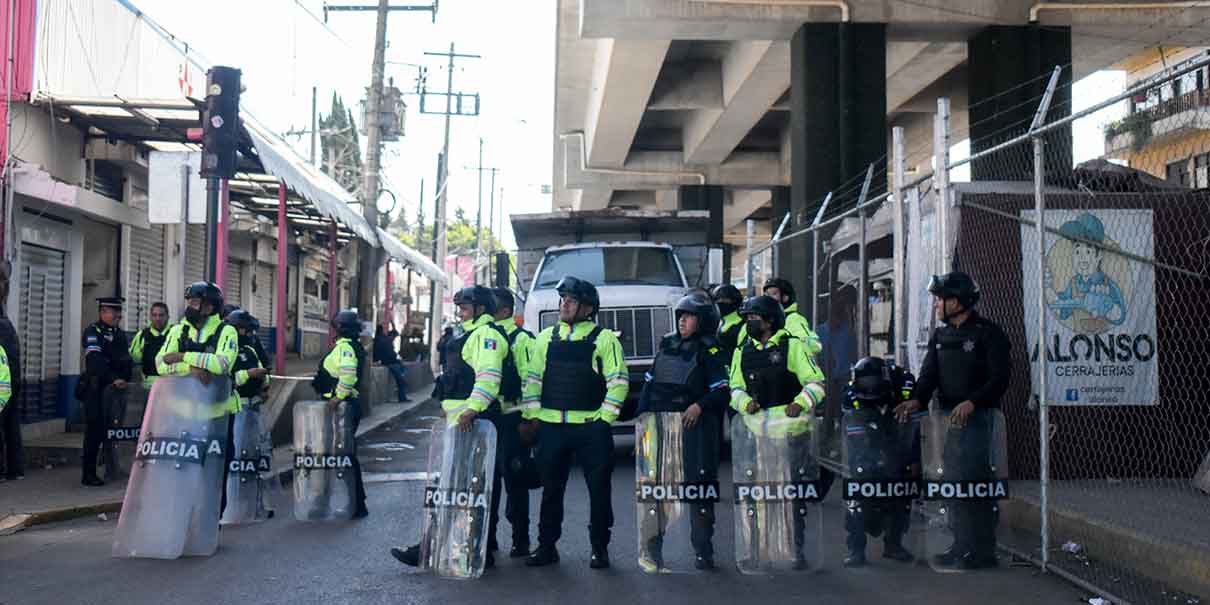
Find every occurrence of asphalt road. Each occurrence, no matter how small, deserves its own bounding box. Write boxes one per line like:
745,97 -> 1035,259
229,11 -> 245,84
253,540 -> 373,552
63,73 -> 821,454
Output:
1,400 -> 1088,605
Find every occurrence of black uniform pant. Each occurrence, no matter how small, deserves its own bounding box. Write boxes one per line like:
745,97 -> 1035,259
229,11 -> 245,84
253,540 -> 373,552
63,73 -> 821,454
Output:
0,395 -> 23,478
943,408 -> 998,558
487,410 -> 531,552
536,420 -> 614,551
846,499 -> 910,553
347,399 -> 367,510
639,412 -> 720,558
81,391 -> 106,479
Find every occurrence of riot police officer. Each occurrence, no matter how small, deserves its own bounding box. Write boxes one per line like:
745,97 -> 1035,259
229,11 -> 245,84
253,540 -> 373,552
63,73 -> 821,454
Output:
522,276 -> 629,570
636,291 -> 730,571
80,297 -> 133,486
710,284 -> 743,367
391,286 -> 507,567
729,295 -> 827,569
488,287 -> 536,560
895,271 -> 1011,570
842,356 -> 918,567
227,310 -> 270,412
315,309 -> 370,519
156,283 -> 239,412
736,278 -> 821,355
129,302 -> 170,389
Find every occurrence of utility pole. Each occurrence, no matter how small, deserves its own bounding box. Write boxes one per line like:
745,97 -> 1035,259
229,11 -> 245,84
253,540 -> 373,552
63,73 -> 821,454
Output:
327,0 -> 437,319
422,43 -> 481,371
310,86 -> 318,166
466,141 -> 500,283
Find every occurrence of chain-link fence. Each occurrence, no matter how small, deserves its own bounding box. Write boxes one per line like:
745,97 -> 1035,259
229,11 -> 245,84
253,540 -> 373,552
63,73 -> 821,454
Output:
744,44 -> 1210,604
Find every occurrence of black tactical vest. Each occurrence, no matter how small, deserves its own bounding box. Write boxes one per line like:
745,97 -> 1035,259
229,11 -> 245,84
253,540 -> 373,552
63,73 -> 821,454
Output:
540,324 -> 606,412
140,328 -> 167,378
178,320 -> 226,354
740,337 -> 801,408
442,326 -> 476,400
312,339 -> 366,400
233,343 -> 265,399
934,319 -> 991,409
645,334 -> 706,412
489,322 -> 531,402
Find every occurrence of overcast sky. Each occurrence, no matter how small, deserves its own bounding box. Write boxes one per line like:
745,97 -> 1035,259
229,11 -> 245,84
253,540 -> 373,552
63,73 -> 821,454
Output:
132,0 -> 1123,247
137,0 -> 556,250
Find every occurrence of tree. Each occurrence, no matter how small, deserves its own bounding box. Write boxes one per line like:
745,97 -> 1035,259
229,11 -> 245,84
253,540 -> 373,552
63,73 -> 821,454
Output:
319,94 -> 363,196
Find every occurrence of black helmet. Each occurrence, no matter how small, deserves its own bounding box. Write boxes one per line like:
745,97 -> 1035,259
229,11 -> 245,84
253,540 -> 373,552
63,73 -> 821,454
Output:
184,281 -> 223,312
710,284 -> 742,305
674,291 -> 720,335
850,356 -> 894,401
928,271 -> 980,309
762,278 -> 796,307
226,309 -> 257,332
220,304 -> 241,319
491,287 -> 515,313
555,276 -> 600,310
453,285 -> 497,315
249,316 -> 261,334
740,295 -> 785,332
331,309 -> 361,338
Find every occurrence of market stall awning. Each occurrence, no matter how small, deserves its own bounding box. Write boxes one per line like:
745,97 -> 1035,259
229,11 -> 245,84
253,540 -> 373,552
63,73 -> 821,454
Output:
243,117 -> 378,245
376,226 -> 447,287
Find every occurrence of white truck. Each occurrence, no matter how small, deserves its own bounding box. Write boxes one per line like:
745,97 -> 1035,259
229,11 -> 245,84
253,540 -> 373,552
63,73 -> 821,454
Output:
511,209 -> 721,428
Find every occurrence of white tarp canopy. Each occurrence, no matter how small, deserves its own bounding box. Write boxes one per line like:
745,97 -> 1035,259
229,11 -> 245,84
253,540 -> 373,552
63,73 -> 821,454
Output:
244,117 -> 378,244
375,226 -> 448,287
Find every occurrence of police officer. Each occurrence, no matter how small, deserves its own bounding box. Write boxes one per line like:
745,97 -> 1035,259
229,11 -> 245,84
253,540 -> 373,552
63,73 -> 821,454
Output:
391,286 -> 507,567
129,302 -> 170,390
488,287 -> 536,560
736,278 -> 821,355
521,276 -> 628,569
729,295 -> 827,568
636,291 -> 730,571
315,309 -> 370,519
156,283 -> 239,411
842,356 -> 918,567
894,271 -> 1010,570
80,297 -> 133,486
227,310 -> 270,412
710,284 -> 743,367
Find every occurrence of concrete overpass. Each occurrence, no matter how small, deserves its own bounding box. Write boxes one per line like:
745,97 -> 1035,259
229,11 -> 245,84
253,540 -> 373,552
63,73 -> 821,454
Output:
551,0 -> 1210,286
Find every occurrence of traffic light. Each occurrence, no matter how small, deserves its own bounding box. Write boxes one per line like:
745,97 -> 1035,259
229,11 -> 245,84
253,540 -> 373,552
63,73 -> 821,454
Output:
201,66 -> 242,178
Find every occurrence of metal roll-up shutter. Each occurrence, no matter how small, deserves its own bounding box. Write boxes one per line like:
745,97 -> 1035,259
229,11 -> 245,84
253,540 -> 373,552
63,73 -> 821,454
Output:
251,263 -> 275,326
185,225 -> 206,286
127,224 -> 166,331
226,260 -> 244,308
18,244 -> 66,422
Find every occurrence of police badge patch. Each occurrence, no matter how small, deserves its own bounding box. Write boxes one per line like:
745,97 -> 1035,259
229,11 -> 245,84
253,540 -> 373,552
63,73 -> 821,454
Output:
963,340 -> 975,353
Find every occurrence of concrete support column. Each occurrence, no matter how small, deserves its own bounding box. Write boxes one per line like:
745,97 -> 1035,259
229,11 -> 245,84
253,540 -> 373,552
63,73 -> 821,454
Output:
968,26 -> 1072,181
790,23 -> 886,311
679,185 -> 724,246
770,186 -> 790,277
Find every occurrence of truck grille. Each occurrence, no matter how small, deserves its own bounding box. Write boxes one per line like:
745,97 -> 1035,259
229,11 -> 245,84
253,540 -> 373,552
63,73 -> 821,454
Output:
539,306 -> 672,360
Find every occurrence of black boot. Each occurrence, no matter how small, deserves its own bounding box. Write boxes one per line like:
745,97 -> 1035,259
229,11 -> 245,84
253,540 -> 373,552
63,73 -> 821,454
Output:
932,547 -> 964,567
957,551 -> 998,570
509,542 -> 531,558
590,548 -> 610,569
882,542 -> 914,562
390,545 -> 421,567
81,475 -> 105,487
844,549 -> 867,567
526,545 -> 560,567
694,555 -> 715,570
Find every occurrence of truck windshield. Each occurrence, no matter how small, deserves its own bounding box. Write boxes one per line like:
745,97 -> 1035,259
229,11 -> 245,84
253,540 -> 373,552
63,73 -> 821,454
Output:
534,247 -> 683,288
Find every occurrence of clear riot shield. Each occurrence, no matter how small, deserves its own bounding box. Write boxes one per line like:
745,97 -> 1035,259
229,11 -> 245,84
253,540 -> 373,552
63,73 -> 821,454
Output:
292,400 -> 357,521
220,403 -> 273,525
840,405 -> 925,565
731,409 -> 824,574
635,412 -> 721,574
418,419 -> 497,580
921,407 -> 1009,572
112,376 -> 231,559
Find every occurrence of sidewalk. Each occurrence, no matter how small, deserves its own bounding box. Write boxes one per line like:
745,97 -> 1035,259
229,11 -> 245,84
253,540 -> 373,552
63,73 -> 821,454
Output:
0,379 -> 434,538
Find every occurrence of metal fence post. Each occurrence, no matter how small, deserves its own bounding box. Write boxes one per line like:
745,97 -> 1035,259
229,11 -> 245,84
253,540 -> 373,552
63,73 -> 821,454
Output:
810,192 -> 834,331
1031,65 -> 1062,572
856,164 -> 875,358
746,218 -> 756,294
935,97 -> 951,274
892,126 -> 907,366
